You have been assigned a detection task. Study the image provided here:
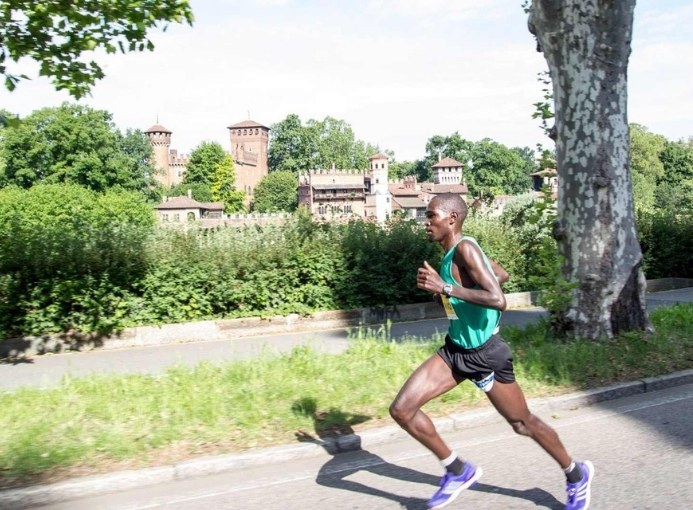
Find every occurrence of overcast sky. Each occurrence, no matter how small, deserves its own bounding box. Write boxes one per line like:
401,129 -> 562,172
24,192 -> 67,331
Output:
1,0 -> 691,162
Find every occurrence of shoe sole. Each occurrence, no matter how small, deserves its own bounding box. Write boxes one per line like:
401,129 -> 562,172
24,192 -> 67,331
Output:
582,460 -> 594,509
428,467 -> 483,510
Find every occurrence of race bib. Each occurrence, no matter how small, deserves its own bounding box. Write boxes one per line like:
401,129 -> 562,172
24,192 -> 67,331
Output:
440,295 -> 458,320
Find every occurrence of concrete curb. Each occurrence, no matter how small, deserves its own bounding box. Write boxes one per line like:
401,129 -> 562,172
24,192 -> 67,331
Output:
0,292 -> 542,358
3,278 -> 692,358
0,296 -> 529,358
2,368 -> 692,509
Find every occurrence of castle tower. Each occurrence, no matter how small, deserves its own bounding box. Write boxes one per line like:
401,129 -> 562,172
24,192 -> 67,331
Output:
432,157 -> 463,185
145,124 -> 174,187
369,152 -> 391,222
228,120 -> 270,203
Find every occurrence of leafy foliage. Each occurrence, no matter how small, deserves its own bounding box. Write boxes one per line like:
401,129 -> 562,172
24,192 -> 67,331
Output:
167,181 -> 213,202
0,103 -> 156,192
629,124 -> 666,213
638,211 -> 693,279
182,141 -> 226,186
418,132 -> 534,198
252,171 -> 298,213
268,114 -> 379,173
210,153 -> 245,213
657,138 -> 693,211
0,0 -> 193,98
0,184 -> 154,337
466,139 -> 534,197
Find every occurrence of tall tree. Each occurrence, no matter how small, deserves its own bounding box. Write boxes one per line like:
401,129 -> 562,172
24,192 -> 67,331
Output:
268,114 -> 318,173
252,171 -> 298,213
0,103 -> 155,192
0,0 -> 193,98
656,139 -> 693,211
420,133 -> 474,182
420,133 -> 533,197
268,114 -> 378,173
629,124 -> 666,213
529,0 -> 649,339
183,141 -> 227,186
210,153 -> 245,213
466,139 -> 534,197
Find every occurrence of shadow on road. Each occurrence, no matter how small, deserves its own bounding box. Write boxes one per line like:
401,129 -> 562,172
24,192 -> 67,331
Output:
471,482 -> 563,509
292,397 -> 563,509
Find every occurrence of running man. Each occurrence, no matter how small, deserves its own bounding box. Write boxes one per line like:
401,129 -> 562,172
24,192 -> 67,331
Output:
389,193 -> 593,510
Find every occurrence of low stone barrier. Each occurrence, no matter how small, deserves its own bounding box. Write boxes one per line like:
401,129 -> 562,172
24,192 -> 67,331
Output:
0,279 -> 689,358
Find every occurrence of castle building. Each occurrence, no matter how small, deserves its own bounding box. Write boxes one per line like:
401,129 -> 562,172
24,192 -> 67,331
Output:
298,166 -> 368,219
228,120 -> 270,201
144,124 -> 189,187
146,119 -> 270,200
432,157 -> 464,184
366,153 -> 392,222
298,154 -> 470,223
388,156 -> 468,221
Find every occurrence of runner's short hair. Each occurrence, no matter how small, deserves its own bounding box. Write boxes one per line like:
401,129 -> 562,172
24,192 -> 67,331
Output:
432,193 -> 467,222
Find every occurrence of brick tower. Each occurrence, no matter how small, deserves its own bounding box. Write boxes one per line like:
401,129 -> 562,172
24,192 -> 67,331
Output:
145,124 -> 173,187
228,120 -> 270,202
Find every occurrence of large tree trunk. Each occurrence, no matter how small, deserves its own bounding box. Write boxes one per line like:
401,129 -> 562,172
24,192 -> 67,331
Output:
529,0 -> 650,340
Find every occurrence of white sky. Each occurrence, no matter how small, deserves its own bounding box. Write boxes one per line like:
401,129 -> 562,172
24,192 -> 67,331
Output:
1,0 -> 691,162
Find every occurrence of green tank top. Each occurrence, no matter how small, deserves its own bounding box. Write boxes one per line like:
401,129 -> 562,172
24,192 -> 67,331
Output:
439,236 -> 501,349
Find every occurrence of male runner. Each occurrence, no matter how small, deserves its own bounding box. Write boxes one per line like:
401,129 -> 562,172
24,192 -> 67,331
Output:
389,193 -> 593,509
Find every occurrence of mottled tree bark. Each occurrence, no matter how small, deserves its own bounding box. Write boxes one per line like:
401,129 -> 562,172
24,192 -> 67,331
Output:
529,0 -> 650,339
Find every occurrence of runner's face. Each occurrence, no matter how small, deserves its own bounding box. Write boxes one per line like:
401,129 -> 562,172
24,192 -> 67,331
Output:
424,201 -> 451,242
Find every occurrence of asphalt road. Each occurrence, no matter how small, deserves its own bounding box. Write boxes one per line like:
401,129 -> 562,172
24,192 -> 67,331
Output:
0,285 -> 686,390
22,382 -> 693,510
0,307 -> 546,391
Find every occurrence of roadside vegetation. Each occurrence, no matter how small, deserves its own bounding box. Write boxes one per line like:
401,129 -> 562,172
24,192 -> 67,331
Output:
0,304 -> 691,489
1,182 -> 692,342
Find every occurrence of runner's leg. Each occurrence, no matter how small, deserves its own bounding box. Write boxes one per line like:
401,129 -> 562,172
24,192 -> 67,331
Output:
486,380 -> 572,468
390,353 -> 460,460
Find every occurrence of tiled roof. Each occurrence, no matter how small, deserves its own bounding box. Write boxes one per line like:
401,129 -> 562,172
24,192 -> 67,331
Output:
198,202 -> 224,210
227,120 -> 269,130
368,152 -> 389,160
432,157 -> 463,168
389,185 -> 421,196
155,196 -> 223,210
392,196 -> 428,208
421,183 -> 468,194
145,124 -> 171,134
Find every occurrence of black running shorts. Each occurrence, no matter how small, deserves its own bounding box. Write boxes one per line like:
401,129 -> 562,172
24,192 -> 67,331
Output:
437,334 -> 515,389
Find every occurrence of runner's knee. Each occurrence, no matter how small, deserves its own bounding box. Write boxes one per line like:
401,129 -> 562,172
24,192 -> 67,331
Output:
508,414 -> 544,437
389,398 -> 420,425
509,419 -> 531,436
389,400 -> 408,423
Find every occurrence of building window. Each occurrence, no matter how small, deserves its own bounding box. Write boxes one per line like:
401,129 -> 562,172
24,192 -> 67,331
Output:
162,214 -> 169,222
187,212 -> 196,221
173,213 -> 180,222
345,204 -> 352,214
318,205 -> 326,215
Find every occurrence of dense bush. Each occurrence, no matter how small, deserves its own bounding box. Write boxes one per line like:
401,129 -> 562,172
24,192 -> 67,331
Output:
0,184 -> 154,338
638,211 -> 693,279
1,186 -> 691,340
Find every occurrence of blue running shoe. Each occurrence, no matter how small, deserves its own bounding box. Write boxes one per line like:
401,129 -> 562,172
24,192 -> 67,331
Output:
565,461 -> 594,510
427,462 -> 482,509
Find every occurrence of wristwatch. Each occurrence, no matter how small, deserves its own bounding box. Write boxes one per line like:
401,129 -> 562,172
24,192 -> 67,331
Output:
441,283 -> 453,297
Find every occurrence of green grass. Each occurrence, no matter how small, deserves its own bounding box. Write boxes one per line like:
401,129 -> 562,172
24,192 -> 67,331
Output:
0,304 -> 692,488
